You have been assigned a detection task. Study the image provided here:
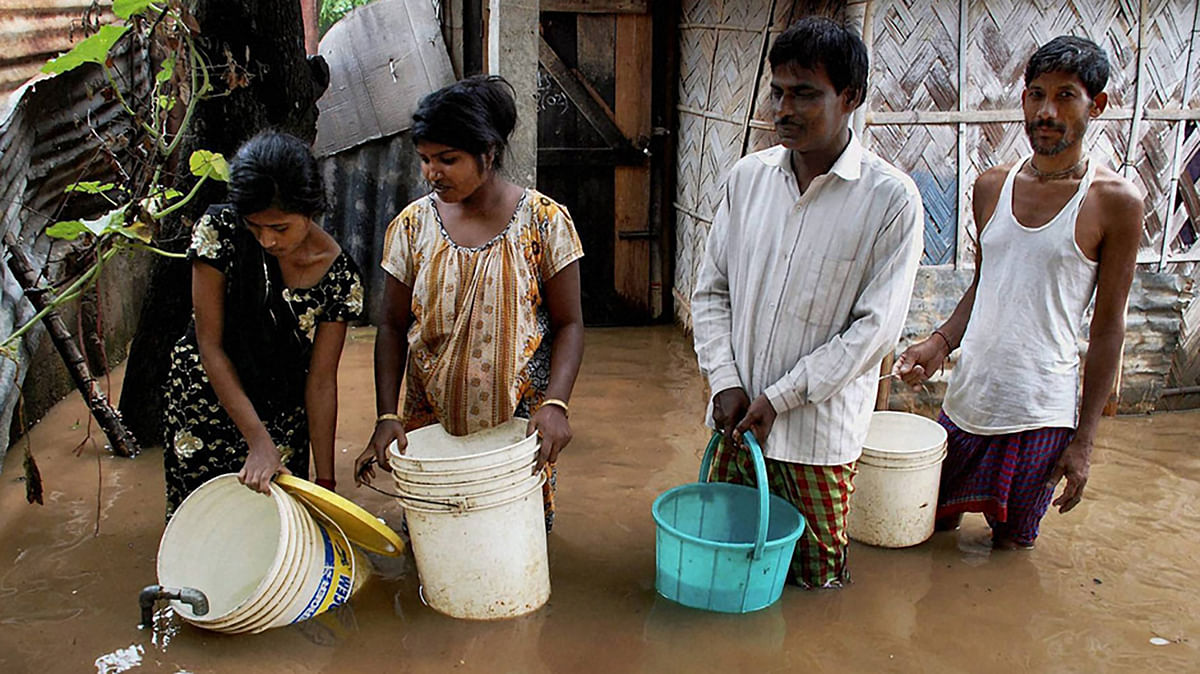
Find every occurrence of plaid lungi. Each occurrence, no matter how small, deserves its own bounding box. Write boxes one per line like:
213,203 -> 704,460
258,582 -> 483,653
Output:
936,412 -> 1074,546
709,437 -> 857,589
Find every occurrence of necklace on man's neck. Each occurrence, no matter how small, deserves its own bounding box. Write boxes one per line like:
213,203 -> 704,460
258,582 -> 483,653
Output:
1028,157 -> 1087,181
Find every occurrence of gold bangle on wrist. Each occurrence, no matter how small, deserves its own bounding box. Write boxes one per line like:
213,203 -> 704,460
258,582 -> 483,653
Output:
376,413 -> 402,425
537,398 -> 570,417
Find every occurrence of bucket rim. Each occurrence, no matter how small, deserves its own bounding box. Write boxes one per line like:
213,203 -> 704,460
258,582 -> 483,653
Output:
863,411 -> 948,454
391,418 -> 536,466
651,482 -> 806,552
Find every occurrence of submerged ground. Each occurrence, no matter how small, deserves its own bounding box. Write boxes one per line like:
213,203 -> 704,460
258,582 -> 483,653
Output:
0,326 -> 1196,673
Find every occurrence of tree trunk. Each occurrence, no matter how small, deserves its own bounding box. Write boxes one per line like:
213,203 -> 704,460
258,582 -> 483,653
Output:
118,0 -> 321,444
4,233 -> 137,458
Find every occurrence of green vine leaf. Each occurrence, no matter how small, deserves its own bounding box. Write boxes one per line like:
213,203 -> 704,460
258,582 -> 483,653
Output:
45,220 -> 87,240
42,25 -> 131,75
155,55 -> 176,84
113,0 -> 159,19
157,94 -> 175,111
45,206 -> 129,240
189,150 -> 230,182
65,181 -> 116,194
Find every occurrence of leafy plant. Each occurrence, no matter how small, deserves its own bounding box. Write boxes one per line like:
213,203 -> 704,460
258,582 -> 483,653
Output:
2,0 -> 228,360
318,0 -> 376,37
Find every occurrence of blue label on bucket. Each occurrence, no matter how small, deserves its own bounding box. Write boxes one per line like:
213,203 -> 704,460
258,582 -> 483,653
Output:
292,524 -> 337,623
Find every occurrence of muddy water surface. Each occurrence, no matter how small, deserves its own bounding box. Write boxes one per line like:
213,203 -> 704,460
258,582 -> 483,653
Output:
0,326 -> 1197,673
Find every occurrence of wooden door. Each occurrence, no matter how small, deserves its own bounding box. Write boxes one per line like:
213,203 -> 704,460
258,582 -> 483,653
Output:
537,1 -> 663,325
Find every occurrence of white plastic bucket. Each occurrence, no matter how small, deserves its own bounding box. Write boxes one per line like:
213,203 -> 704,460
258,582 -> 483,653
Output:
389,418 -> 537,472
403,474 -> 551,620
156,475 -> 369,633
388,446 -> 538,485
391,459 -> 539,497
847,411 -> 948,548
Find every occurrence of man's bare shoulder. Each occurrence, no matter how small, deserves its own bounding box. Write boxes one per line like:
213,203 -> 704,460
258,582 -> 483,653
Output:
973,163 -> 1012,196
1089,164 -> 1143,232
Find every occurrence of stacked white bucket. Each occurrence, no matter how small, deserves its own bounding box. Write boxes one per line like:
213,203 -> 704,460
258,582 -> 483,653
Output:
847,411 -> 949,548
389,418 -> 551,620
157,475 -> 370,633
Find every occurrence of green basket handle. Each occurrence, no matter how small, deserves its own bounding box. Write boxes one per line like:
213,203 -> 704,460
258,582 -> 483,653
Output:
699,430 -> 770,561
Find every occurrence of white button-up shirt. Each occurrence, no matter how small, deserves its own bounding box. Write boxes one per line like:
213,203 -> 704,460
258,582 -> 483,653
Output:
692,135 -> 924,465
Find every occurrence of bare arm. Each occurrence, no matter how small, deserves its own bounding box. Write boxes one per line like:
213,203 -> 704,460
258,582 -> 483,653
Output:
192,261 -> 281,494
1047,180 -> 1142,513
306,320 -> 348,488
528,260 -> 584,468
355,274 -> 413,485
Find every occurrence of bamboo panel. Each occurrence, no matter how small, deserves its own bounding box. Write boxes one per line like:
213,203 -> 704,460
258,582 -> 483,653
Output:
1142,0 -> 1197,110
674,211 -> 695,309
870,124 -> 959,264
709,28 -> 762,121
1165,123 -> 1200,258
869,0 -> 959,113
965,0 -> 1137,111
676,111 -> 706,215
747,125 -> 777,154
1101,118 -> 1175,253
682,0 -> 722,24
698,118 -> 743,217
722,0 -> 773,26
678,27 -> 716,108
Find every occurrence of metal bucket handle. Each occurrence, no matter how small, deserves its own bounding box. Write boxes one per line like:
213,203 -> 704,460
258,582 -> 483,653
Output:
698,430 -> 770,561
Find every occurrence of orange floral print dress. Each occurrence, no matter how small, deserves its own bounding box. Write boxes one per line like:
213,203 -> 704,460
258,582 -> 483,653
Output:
381,189 -> 583,529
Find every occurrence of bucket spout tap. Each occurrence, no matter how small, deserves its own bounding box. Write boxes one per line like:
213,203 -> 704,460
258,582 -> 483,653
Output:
138,584 -> 209,629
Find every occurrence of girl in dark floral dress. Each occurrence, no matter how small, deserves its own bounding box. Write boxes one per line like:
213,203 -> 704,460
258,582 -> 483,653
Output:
163,132 -> 364,518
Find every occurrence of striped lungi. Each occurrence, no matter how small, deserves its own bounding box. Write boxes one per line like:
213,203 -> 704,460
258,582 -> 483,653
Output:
936,412 -> 1074,546
709,437 -> 857,589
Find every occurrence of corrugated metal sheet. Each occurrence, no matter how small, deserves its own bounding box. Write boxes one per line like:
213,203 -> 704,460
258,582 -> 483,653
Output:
0,2 -> 116,99
0,26 -> 148,466
319,132 -> 427,325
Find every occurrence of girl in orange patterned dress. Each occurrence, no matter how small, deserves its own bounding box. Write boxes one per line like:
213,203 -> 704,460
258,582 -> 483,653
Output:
355,76 -> 584,531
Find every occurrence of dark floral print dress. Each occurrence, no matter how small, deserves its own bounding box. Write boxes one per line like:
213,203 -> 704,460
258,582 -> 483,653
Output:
162,205 -> 364,518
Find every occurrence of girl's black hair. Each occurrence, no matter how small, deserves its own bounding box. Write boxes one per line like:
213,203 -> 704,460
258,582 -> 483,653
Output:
227,131 -> 326,217
219,131 -> 325,409
411,75 -> 518,169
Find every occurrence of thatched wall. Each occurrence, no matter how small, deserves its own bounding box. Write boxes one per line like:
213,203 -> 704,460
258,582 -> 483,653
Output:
672,0 -> 1200,409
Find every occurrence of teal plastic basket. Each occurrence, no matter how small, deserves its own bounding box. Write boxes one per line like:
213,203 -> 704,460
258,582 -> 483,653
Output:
652,431 -> 806,613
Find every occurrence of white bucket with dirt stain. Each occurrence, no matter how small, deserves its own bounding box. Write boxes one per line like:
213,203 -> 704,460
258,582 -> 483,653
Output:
389,418 -> 538,472
401,473 -> 550,620
156,474 -> 369,633
847,411 -> 948,548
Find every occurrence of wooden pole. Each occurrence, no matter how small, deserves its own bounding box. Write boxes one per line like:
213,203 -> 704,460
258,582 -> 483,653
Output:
3,234 -> 138,457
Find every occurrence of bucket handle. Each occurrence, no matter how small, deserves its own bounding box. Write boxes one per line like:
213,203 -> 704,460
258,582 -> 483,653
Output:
698,430 -> 770,561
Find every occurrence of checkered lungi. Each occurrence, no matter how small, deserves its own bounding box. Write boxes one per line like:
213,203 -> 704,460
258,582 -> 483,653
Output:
936,412 -> 1074,546
709,437 -> 857,589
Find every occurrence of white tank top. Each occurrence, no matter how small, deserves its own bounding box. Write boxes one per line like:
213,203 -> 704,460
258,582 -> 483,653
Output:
943,157 -> 1099,434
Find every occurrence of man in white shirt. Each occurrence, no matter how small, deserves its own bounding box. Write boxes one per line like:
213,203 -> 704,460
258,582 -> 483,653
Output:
895,36 -> 1141,549
692,17 -> 924,588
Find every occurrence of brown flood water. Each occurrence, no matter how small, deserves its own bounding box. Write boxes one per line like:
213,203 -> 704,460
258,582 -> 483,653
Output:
0,326 -> 1197,673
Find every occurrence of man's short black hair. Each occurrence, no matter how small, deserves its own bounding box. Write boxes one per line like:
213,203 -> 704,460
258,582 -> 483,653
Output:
1024,35 -> 1110,99
768,16 -> 868,108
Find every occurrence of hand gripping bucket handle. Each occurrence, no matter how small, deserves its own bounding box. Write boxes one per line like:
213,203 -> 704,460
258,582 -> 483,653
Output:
697,431 -> 769,561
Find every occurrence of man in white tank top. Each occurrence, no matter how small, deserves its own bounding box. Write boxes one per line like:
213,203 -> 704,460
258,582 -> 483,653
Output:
894,36 -> 1142,549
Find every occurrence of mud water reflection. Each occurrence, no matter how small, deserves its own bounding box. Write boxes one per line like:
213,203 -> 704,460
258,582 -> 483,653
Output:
0,327 -> 1196,672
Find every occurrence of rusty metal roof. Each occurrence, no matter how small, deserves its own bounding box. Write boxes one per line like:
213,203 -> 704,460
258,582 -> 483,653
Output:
1,3 -> 118,101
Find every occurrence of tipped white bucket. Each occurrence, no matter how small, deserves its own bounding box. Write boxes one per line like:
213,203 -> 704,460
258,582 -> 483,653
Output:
847,411 -> 948,548
156,475 -> 369,633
